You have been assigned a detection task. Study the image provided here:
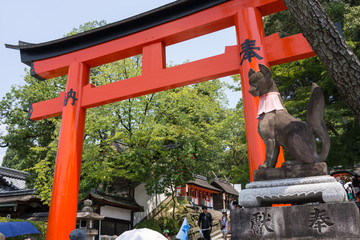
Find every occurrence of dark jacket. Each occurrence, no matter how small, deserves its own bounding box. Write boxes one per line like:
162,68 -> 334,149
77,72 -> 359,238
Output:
352,176 -> 360,188
198,212 -> 212,229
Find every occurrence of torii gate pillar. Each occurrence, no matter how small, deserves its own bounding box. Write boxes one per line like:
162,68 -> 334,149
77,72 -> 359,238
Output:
235,7 -> 285,181
46,62 -> 89,239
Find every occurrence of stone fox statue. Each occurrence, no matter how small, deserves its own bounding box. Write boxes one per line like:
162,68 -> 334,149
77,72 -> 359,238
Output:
248,64 -> 330,168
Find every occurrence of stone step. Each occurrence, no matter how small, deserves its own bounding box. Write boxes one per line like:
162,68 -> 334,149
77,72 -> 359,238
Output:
210,230 -> 222,240
210,229 -> 231,240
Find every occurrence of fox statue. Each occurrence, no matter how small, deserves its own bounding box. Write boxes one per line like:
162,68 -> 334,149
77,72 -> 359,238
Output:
248,64 -> 330,168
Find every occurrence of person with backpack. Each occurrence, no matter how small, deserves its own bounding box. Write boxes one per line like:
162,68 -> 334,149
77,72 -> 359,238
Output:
219,209 -> 230,240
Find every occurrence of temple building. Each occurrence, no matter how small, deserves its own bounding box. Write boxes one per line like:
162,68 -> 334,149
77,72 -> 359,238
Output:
211,178 -> 239,210
176,175 -> 221,208
81,189 -> 143,237
0,166 -> 48,219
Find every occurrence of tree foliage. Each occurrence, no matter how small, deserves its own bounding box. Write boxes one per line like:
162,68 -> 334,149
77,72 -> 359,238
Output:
282,0 -> 360,124
264,1 -> 360,168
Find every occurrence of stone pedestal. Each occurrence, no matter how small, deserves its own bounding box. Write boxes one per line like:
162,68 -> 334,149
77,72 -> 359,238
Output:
231,202 -> 360,240
239,175 -> 347,207
233,163 -> 357,239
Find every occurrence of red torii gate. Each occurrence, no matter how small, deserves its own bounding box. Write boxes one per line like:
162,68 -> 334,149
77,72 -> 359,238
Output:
7,0 -> 315,239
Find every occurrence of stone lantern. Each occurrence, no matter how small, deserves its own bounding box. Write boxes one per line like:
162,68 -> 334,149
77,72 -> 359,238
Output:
77,199 -> 105,240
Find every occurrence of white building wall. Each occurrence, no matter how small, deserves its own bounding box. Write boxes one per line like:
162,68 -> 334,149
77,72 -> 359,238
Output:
133,183 -> 167,226
100,205 -> 132,221
233,184 -> 242,201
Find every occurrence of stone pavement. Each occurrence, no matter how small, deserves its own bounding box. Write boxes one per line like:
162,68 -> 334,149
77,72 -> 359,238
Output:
210,229 -> 231,240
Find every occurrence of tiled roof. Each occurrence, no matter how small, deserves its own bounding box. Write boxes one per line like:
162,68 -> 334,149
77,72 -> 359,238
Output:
83,189 -> 143,211
211,179 -> 239,196
0,167 -> 36,204
0,166 -> 29,179
187,175 -> 221,192
0,189 -> 36,204
0,167 -> 29,190
0,189 -> 35,197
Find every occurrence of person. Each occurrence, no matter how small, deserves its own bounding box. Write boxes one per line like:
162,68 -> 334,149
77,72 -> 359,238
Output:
345,182 -> 355,201
352,176 -> 360,200
69,229 -> 86,240
230,199 -> 241,209
198,206 -> 212,240
163,229 -> 171,240
219,209 -> 230,240
339,179 -> 345,187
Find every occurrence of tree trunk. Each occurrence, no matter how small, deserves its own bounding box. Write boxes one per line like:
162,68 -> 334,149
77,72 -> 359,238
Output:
283,0 -> 360,124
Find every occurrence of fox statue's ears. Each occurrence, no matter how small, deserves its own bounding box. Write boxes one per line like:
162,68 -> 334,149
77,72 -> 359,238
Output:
259,64 -> 272,80
248,68 -> 256,78
248,64 -> 272,80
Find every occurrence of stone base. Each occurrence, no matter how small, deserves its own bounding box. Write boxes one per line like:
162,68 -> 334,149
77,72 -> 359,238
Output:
239,175 -> 346,207
254,162 -> 328,181
231,202 -> 360,240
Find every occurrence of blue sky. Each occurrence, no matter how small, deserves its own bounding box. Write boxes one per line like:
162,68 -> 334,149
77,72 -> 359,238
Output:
0,0 -> 242,164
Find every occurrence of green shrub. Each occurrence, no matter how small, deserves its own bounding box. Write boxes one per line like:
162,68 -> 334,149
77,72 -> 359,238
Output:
135,219 -> 161,233
157,217 -> 179,236
0,217 -> 47,240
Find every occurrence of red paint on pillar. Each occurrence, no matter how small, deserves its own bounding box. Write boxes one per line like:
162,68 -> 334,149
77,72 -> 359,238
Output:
235,8 -> 284,181
46,62 -> 90,240
142,42 -> 166,75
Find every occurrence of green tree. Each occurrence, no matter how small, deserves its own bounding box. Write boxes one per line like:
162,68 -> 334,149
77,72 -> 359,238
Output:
0,73 -> 65,186
264,1 -> 360,168
283,0 -> 360,124
209,74 -> 250,188
0,21 -> 108,201
222,100 -> 249,187
80,74 -> 232,203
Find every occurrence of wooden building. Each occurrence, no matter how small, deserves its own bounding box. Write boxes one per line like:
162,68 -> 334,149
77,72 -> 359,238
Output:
0,166 -> 48,219
82,189 -> 143,238
211,178 -> 239,210
176,175 -> 221,208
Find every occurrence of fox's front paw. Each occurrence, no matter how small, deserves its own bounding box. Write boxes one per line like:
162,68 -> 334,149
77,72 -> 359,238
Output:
259,164 -> 267,169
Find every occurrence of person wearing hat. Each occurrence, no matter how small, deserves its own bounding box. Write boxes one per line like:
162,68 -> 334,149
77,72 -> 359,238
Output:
163,229 -> 171,240
219,209 -> 230,240
198,206 -> 212,240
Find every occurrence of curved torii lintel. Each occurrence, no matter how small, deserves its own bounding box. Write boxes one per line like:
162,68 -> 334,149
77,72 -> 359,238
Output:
6,0 -> 287,80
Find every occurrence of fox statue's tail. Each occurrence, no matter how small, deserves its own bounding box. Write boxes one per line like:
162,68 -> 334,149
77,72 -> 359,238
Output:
306,83 -> 330,162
